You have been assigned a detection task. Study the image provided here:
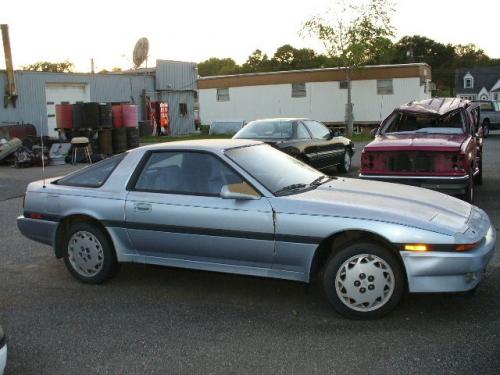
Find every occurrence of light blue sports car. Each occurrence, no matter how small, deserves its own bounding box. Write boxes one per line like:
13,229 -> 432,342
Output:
17,140 -> 496,319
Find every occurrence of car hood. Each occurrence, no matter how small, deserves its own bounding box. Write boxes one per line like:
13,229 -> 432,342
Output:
272,177 -> 472,236
365,133 -> 468,151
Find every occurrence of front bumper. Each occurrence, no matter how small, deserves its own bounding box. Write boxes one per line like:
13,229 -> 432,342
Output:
401,224 -> 496,293
17,215 -> 58,247
359,174 -> 470,194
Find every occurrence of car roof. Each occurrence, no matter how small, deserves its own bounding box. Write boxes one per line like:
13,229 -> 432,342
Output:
397,97 -> 473,116
134,138 -> 263,153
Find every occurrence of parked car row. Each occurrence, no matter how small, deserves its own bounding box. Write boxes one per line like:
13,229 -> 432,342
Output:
17,98 -> 496,319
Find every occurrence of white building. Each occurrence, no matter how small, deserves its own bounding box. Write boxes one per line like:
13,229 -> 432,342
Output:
198,63 -> 432,127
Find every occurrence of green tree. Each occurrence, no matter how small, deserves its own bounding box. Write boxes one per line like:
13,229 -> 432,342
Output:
198,57 -> 239,76
22,59 -> 74,73
240,49 -> 271,73
303,0 -> 395,136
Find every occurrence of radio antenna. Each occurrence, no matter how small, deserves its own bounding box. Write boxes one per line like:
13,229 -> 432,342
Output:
40,115 -> 46,188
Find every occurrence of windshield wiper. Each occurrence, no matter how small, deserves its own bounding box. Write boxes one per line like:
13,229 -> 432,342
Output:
274,183 -> 308,196
310,175 -> 334,186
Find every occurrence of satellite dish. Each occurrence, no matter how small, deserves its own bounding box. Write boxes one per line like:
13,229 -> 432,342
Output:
133,37 -> 149,69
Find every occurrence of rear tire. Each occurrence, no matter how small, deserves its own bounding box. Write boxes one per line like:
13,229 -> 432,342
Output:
322,241 -> 405,319
63,222 -> 119,284
482,120 -> 490,138
337,148 -> 352,173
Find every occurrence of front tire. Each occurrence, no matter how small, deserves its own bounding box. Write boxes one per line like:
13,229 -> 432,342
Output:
461,172 -> 474,203
337,148 -> 352,173
474,157 -> 482,185
322,242 -> 405,319
63,222 -> 119,284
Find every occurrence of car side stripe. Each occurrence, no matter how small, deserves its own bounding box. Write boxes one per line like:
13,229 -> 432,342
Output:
102,220 -> 321,244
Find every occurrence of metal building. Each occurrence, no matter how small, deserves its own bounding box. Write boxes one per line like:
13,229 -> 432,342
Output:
0,60 -> 197,137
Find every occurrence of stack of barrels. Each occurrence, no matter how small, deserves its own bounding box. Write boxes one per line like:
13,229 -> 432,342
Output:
55,102 -> 139,157
111,104 -> 139,154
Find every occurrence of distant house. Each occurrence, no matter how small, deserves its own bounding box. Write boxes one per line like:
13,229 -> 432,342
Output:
455,66 -> 500,101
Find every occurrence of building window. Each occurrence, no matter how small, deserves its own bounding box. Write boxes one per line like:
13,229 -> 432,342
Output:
377,79 -> 393,95
216,88 -> 229,102
463,73 -> 474,89
179,103 -> 188,117
339,81 -> 349,89
459,95 -> 475,101
291,83 -> 306,98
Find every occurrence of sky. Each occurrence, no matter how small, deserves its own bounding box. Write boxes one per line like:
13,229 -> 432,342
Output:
1,0 -> 499,72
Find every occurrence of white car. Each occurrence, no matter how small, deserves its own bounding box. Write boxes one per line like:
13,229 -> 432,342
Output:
0,325 -> 6,375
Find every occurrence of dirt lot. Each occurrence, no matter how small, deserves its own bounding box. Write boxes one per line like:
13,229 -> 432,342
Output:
0,137 -> 499,374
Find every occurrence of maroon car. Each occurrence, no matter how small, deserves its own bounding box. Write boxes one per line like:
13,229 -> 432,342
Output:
359,98 -> 483,202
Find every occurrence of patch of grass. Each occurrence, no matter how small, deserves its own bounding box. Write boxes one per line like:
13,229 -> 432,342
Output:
350,133 -> 373,142
140,134 -> 233,144
140,132 -> 373,144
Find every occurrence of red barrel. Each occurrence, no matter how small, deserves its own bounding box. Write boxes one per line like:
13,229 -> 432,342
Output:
122,104 -> 138,128
112,104 -> 124,128
55,104 -> 73,129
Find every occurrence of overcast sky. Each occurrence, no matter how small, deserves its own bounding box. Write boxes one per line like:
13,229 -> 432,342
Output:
1,0 -> 499,72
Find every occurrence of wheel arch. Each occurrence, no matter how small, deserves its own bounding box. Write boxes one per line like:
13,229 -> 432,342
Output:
54,214 -> 112,258
309,229 -> 407,285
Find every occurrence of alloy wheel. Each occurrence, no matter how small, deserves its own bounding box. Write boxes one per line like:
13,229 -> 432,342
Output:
67,230 -> 105,277
334,253 -> 395,312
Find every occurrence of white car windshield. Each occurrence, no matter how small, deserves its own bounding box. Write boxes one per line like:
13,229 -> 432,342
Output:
225,144 -> 326,195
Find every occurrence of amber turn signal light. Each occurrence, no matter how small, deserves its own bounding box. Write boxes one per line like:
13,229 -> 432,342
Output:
404,244 -> 428,252
455,243 -> 479,252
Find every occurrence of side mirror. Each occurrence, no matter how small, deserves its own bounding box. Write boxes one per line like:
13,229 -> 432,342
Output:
220,183 -> 260,200
370,127 -> 379,138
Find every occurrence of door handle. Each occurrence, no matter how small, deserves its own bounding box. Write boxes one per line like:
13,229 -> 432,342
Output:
133,202 -> 152,212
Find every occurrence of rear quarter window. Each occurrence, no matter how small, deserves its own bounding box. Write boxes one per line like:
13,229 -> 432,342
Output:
56,154 -> 125,188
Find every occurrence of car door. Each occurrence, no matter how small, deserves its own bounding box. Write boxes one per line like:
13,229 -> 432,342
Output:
125,150 -> 276,268
302,120 -> 344,169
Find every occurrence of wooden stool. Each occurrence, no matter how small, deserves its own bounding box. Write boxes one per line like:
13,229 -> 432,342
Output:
71,137 -> 92,165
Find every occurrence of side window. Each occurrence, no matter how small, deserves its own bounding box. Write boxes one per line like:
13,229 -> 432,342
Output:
377,79 -> 393,95
480,102 -> 493,111
304,120 -> 330,139
57,154 -> 124,187
134,152 -> 245,196
296,122 -> 311,139
217,88 -> 230,102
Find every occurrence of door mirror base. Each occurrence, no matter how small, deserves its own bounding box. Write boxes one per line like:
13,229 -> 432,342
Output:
220,184 -> 260,200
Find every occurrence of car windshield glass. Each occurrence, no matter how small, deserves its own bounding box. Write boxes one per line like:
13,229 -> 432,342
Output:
234,120 -> 293,139
210,121 -> 243,135
494,102 -> 500,111
381,111 -> 466,135
225,144 -> 324,195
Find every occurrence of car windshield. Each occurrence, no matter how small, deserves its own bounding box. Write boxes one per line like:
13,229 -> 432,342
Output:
381,110 -> 466,135
210,121 -> 244,135
234,120 -> 293,139
494,102 -> 500,111
225,144 -> 324,195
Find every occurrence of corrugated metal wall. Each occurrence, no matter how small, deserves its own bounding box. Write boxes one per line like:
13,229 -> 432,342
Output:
0,67 -> 196,136
156,91 -> 196,135
155,60 -> 197,91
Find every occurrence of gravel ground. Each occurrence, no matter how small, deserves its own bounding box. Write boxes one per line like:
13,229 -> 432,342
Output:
0,137 -> 499,375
